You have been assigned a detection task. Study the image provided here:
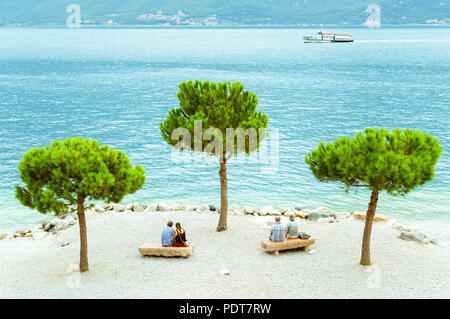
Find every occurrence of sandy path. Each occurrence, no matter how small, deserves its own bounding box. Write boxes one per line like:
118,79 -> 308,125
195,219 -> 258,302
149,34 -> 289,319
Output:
0,210 -> 449,298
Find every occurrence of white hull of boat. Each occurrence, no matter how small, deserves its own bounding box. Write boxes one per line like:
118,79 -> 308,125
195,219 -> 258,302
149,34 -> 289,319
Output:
303,38 -> 354,43
303,31 -> 354,43
304,39 -> 330,43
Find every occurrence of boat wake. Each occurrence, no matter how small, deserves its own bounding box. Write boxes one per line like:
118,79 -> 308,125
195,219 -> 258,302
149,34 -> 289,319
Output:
356,39 -> 450,43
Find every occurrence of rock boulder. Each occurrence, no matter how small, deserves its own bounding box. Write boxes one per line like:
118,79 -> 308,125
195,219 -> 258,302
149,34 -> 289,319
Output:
400,231 -> 429,243
307,212 -> 331,222
170,204 -> 186,211
54,219 -> 70,231
112,204 -> 126,212
353,211 -> 389,222
295,211 -> 308,219
157,202 -> 171,211
133,203 -> 146,212
144,204 -> 158,212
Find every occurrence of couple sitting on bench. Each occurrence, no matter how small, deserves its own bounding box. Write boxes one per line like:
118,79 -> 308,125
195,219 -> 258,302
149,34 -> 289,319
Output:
270,216 -> 310,242
161,221 -> 190,247
262,216 -> 314,256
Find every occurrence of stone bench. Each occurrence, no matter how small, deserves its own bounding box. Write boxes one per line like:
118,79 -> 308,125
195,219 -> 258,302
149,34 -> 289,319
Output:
139,243 -> 193,258
261,238 -> 315,256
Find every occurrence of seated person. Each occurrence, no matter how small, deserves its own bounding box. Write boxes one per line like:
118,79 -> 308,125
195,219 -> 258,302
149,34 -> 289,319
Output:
269,216 -> 286,242
286,215 -> 299,239
161,220 -> 175,247
173,222 -> 189,247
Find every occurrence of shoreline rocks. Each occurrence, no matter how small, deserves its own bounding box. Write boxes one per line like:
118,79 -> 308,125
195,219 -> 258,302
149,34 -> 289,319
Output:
95,205 -> 106,213
12,229 -> 33,238
307,212 -> 332,222
171,204 -> 186,211
157,202 -> 171,212
352,211 -> 389,222
144,203 -> 158,212
400,231 -> 432,244
1,201 -> 438,246
112,204 -> 126,212
295,211 -> 307,219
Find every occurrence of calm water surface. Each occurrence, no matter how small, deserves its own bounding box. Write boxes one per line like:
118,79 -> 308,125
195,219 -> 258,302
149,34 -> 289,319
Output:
0,27 -> 449,239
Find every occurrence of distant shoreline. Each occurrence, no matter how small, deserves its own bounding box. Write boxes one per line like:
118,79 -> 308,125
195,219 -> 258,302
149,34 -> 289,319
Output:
1,24 -> 449,29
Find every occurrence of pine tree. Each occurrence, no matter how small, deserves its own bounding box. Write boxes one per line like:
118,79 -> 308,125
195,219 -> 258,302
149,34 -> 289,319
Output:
160,80 -> 268,231
16,137 -> 146,272
306,128 -> 442,265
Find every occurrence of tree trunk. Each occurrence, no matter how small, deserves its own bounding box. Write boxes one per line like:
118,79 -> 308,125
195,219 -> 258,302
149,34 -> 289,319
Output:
360,189 -> 379,266
77,200 -> 89,272
217,156 -> 228,231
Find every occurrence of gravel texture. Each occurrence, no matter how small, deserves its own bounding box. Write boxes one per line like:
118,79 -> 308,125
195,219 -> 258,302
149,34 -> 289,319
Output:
0,210 -> 449,298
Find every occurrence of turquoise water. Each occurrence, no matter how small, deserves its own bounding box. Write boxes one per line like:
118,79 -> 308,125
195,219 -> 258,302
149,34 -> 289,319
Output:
0,27 -> 449,238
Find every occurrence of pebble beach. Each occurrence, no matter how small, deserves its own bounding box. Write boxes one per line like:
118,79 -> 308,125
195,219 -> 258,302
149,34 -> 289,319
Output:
1,204 -> 449,299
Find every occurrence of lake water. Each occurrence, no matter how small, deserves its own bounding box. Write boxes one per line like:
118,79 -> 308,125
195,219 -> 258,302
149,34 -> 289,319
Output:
0,27 -> 449,240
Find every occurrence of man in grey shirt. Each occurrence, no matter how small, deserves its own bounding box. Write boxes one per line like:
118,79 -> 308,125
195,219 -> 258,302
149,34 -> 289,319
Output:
286,215 -> 299,239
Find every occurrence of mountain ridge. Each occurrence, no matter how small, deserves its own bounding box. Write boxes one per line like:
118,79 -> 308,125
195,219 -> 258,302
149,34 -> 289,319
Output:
0,0 -> 448,26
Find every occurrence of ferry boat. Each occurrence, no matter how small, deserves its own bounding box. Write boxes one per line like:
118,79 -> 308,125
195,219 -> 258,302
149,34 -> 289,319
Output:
303,31 -> 354,43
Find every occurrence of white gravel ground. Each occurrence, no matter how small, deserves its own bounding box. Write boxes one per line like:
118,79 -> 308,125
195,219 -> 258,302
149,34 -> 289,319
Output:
1,210 -> 449,298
